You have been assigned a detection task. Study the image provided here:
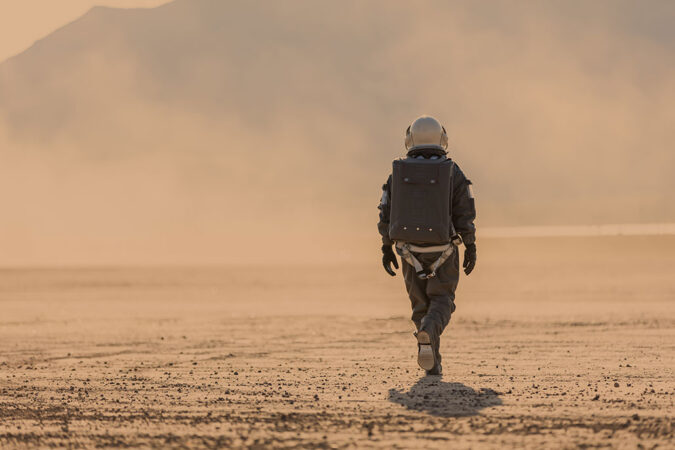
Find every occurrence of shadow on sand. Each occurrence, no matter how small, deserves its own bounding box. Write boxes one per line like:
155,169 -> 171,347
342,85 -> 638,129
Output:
388,377 -> 502,417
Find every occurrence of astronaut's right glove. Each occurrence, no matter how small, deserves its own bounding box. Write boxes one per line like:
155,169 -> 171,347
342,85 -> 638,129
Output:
382,244 -> 399,276
463,243 -> 477,275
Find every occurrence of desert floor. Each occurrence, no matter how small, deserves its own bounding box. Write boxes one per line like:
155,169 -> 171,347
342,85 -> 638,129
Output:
1,236 -> 673,449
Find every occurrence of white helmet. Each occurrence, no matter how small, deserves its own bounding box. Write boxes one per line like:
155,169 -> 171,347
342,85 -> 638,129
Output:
404,116 -> 448,152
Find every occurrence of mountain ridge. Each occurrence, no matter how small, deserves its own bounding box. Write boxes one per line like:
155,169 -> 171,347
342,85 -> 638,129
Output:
0,0 -> 673,252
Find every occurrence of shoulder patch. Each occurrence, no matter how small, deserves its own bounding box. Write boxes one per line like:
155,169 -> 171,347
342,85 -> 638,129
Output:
380,190 -> 389,206
466,180 -> 474,198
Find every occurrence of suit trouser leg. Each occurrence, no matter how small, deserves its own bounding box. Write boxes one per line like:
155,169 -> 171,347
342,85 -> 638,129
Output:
402,250 -> 459,363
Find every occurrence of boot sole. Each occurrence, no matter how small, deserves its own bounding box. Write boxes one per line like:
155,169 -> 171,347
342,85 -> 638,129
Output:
416,330 -> 435,371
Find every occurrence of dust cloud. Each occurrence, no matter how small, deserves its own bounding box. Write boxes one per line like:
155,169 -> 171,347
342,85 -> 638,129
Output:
0,0 -> 674,265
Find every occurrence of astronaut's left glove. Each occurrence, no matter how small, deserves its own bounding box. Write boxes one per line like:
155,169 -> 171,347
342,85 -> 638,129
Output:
382,245 -> 399,277
463,243 -> 476,275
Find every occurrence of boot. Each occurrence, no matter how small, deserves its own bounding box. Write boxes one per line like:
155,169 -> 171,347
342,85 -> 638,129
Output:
426,361 -> 442,376
416,329 -> 437,371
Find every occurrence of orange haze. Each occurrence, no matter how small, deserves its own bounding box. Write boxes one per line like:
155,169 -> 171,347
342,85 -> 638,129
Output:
1,0 -> 674,265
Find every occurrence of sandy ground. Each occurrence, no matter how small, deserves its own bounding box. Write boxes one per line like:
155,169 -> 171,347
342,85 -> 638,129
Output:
1,236 -> 674,449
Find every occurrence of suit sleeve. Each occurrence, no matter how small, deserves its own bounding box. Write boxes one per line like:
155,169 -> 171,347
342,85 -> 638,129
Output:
377,174 -> 393,246
451,164 -> 476,245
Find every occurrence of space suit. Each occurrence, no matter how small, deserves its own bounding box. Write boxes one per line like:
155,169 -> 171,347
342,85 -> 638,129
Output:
377,116 -> 477,375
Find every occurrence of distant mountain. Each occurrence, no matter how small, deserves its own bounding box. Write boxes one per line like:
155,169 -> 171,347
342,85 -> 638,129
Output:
0,0 -> 674,262
0,0 -> 412,154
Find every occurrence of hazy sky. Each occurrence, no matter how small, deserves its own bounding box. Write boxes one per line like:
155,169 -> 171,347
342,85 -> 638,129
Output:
0,0 -> 170,62
1,0 -> 673,265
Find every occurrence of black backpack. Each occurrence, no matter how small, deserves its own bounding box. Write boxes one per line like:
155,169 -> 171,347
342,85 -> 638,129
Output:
388,158 -> 454,244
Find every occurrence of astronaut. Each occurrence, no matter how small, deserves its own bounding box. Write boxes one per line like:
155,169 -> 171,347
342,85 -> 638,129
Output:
377,116 -> 476,375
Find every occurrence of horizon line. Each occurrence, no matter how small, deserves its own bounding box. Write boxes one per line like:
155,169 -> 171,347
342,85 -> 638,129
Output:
480,222 -> 675,238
